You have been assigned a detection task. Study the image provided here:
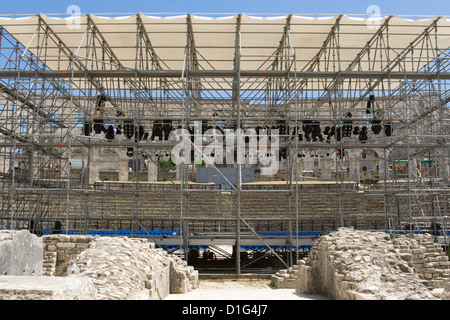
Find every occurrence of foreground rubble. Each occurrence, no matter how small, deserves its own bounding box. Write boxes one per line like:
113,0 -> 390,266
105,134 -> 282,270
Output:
66,236 -> 198,299
1,231 -> 198,300
273,228 -> 449,300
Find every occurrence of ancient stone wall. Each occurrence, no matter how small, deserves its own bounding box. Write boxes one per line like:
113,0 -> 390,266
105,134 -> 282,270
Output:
1,231 -> 197,300
391,235 -> 450,288
43,234 -> 198,299
0,230 -> 42,276
42,234 -> 95,276
274,228 -> 450,300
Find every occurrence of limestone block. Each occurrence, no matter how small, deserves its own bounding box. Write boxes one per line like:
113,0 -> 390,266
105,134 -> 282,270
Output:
295,265 -> 319,294
441,283 -> 450,300
0,275 -> 96,300
0,230 -> 43,276
294,228 -> 444,300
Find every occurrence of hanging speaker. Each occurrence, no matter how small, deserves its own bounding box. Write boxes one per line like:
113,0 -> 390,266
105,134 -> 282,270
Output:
366,95 -> 375,114
366,100 -> 372,114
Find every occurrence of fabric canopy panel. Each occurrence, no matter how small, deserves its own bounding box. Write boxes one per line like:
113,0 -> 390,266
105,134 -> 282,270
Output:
189,15 -> 236,71
0,13 -> 449,92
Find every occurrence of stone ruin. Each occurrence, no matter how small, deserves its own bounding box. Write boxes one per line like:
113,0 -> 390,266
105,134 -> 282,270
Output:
0,230 -> 198,300
2,228 -> 449,300
272,228 -> 450,300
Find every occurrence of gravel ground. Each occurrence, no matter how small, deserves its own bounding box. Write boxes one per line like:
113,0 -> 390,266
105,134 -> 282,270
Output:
165,278 -> 329,300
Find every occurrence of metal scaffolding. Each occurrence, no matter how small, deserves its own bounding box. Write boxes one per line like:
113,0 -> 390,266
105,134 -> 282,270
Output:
0,13 -> 448,274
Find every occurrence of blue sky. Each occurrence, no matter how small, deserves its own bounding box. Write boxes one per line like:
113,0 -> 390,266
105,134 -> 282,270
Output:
0,0 -> 448,17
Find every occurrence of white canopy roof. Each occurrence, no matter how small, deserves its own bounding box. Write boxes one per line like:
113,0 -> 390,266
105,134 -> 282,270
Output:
0,13 -> 449,92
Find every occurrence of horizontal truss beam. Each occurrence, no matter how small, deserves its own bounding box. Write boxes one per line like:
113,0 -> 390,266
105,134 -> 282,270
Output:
0,70 -> 448,80
0,141 -> 446,149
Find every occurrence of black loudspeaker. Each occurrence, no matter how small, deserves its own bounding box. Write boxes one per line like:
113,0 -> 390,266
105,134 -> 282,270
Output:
366,95 -> 375,114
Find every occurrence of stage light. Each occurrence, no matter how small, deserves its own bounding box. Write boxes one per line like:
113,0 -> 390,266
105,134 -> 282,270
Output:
335,127 -> 342,142
93,119 -> 106,134
371,120 -> 382,135
83,122 -> 92,136
126,147 -> 134,157
342,112 -> 352,137
105,125 -> 115,140
135,125 -> 145,141
123,121 -> 135,140
359,126 -> 368,142
384,123 -> 393,137
151,121 -> 163,141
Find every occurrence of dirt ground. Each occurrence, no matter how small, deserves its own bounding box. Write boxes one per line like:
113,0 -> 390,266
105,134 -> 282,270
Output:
197,278 -> 273,290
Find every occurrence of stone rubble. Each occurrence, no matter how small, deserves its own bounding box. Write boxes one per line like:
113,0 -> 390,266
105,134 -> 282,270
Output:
1,232 -> 198,300
291,228 -> 449,300
66,236 -> 198,300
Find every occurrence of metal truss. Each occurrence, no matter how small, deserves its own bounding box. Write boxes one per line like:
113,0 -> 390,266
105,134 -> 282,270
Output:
0,13 -> 448,274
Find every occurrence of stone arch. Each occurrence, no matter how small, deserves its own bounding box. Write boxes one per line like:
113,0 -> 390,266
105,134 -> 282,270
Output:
98,148 -> 119,172
359,148 -> 381,182
371,148 -> 393,181
329,149 -> 363,183
96,148 -> 119,181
